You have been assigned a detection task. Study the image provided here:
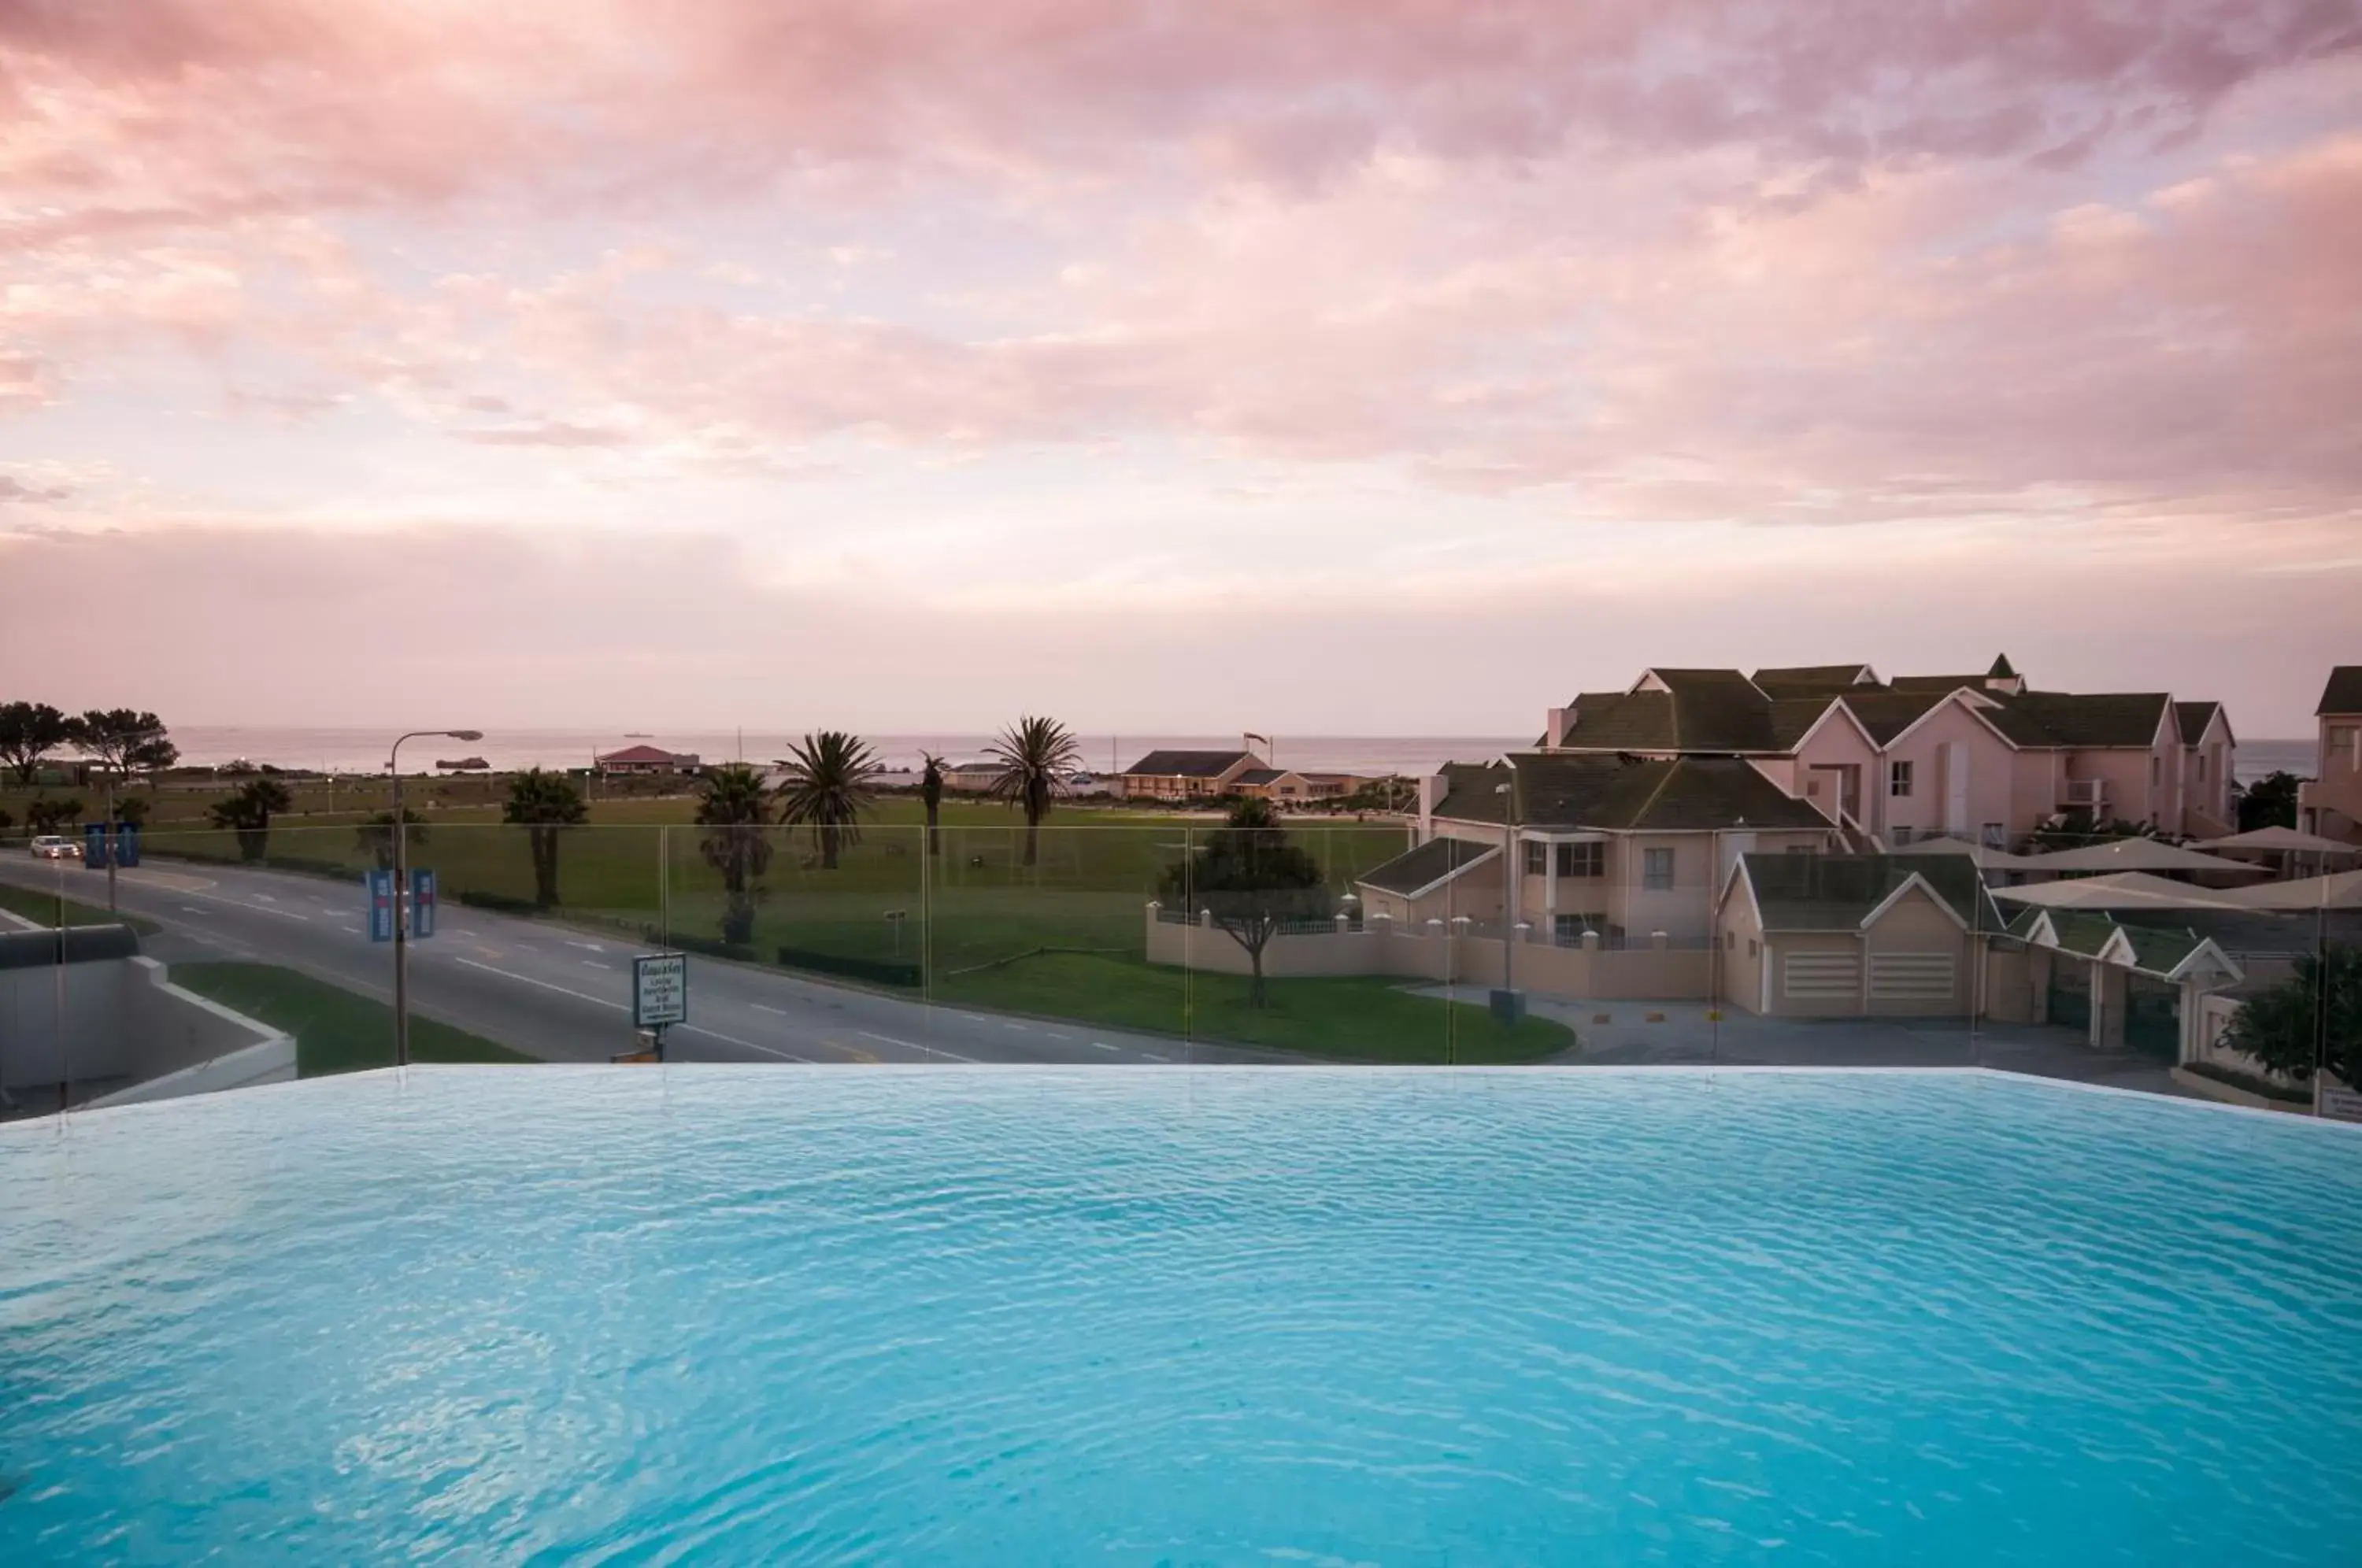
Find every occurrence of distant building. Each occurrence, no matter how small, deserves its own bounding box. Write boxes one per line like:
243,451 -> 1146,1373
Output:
1233,767 -> 1365,804
595,744 -> 700,775
942,761 -> 1008,794
2299,668 -> 2362,847
1116,749 -> 1259,801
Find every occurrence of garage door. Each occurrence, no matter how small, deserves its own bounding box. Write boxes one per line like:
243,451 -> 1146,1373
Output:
1869,952 -> 1957,1001
1783,951 -> 1860,999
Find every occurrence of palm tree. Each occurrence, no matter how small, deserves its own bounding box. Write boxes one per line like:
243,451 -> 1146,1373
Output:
695,763 -> 774,945
502,767 -> 589,908
987,715 -> 1081,868
776,730 -> 879,870
919,753 -> 946,857
357,808 -> 428,871
209,777 -> 294,863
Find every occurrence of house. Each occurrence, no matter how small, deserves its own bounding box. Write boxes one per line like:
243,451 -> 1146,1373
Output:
1536,656 -> 2234,845
1370,752 -> 1840,945
594,744 -> 701,775
2299,667 -> 2362,846
1116,749 -> 1259,801
1716,852 -> 2003,1017
941,760 -> 1009,794
1233,767 -> 1366,804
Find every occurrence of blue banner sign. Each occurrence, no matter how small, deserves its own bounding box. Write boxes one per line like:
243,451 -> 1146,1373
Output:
410,868 -> 437,939
366,869 -> 395,942
114,823 -> 139,868
83,822 -> 108,869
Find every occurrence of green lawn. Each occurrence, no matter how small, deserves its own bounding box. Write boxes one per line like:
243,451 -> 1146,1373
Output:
0,881 -> 161,935
935,952 -> 1574,1063
168,961 -> 532,1078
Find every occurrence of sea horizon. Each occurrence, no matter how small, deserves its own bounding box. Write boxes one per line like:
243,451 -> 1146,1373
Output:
160,725 -> 2321,786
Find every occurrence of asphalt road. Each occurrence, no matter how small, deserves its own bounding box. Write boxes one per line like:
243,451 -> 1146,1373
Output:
0,856 -> 1287,1068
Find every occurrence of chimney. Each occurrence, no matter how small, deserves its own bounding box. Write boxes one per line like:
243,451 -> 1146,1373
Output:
1417,774 -> 1442,841
1546,706 -> 1570,749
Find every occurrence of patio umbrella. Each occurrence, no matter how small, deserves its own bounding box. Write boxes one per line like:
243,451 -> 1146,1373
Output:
1989,872 -> 2243,912
2194,826 -> 2361,856
2016,838 -> 2271,876
1886,836 -> 2047,871
2212,869 -> 2362,912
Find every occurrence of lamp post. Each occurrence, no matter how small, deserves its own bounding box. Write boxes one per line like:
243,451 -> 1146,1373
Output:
1493,779 -> 1525,1022
388,729 -> 481,1067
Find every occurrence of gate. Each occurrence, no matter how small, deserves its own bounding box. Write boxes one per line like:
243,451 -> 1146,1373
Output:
2047,960 -> 2090,1033
2125,976 -> 2180,1060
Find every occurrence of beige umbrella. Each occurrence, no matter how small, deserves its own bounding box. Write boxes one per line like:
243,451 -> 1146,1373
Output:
2211,869 -> 2362,912
1886,836 -> 2047,871
2016,838 -> 2271,876
2196,826 -> 2361,856
1990,872 -> 2243,912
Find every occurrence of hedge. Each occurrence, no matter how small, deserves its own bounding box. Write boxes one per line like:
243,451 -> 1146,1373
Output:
776,945 -> 922,988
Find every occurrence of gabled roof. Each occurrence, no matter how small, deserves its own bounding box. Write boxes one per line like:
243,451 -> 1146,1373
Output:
2319,667 -> 2362,716
1978,691 -> 2172,749
1234,767 -> 1298,787
1436,753 -> 1833,834
2174,701 -> 2224,745
1835,687 -> 1954,745
595,744 -> 687,764
1356,837 -> 1498,899
1556,669 -> 1780,752
1886,674 -> 1991,693
2016,910 -> 2242,984
1753,664 -> 1877,697
1989,653 -> 2018,679
1123,749 -> 1256,778
1732,852 -> 2005,933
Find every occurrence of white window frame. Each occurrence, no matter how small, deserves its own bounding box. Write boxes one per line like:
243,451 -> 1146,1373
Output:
1642,847 -> 1675,891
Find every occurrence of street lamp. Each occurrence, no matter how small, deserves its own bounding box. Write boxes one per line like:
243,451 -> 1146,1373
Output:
387,729 -> 481,1067
1494,780 -> 1522,1005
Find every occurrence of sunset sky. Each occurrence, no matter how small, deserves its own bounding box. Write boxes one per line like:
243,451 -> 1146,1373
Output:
2,2 -> 2357,734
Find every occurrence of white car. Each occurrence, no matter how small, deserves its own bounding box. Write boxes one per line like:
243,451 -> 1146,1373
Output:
28,834 -> 81,860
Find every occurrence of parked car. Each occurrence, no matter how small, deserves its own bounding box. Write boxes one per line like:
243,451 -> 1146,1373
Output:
29,834 -> 81,860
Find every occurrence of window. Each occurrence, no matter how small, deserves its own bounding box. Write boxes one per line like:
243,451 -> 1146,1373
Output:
1523,841 -> 1546,876
1748,938 -> 1760,959
1642,848 -> 1675,890
2195,753 -> 2208,782
1554,912 -> 1605,941
2150,755 -> 2161,786
1555,841 -> 1604,878
1724,930 -> 1736,950
1891,825 -> 1916,846
1890,760 -> 1914,798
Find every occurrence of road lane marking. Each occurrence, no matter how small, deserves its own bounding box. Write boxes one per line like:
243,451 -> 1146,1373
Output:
1046,1031 -> 1074,1041
1090,1041 -> 1119,1052
580,960 -> 613,971
1138,1052 -> 1172,1063
564,940 -> 606,952
453,957 -> 626,1010
254,894 -> 276,902
750,1003 -> 788,1015
823,1041 -> 880,1063
245,904 -> 311,922
675,1024 -> 809,1062
181,905 -> 205,915
339,924 -> 361,934
859,1030 -> 979,1063
1001,1022 -> 1028,1032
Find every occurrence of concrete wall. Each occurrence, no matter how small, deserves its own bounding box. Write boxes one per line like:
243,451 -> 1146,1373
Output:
1983,945 -> 2038,1023
2,956 -> 291,1106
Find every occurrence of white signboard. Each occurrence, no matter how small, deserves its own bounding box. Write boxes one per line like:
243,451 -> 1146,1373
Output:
633,952 -> 689,1030
2319,1082 -> 2362,1124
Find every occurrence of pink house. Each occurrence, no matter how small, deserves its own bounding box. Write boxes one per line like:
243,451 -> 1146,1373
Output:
2299,667 -> 2362,845
1535,656 -> 2234,847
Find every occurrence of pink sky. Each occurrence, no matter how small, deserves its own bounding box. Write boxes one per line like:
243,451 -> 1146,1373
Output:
2,2 -> 2357,734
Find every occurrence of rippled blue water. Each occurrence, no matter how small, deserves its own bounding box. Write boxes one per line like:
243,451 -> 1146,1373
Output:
3,1067 -> 2360,1565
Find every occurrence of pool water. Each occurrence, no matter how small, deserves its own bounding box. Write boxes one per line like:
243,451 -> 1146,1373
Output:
3,1068 -> 2359,1565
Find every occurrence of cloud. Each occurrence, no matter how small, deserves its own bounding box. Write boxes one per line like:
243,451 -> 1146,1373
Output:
0,473 -> 71,504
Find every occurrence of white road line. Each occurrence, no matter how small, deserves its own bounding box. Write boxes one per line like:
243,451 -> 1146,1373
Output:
253,893 -> 276,902
1046,1031 -> 1074,1041
181,905 -> 205,915
339,923 -> 361,934
580,960 -> 613,971
859,1030 -> 979,1063
452,957 -> 626,1010
564,940 -> 606,952
243,903 -> 311,922
1090,1041 -> 1119,1052
675,1024 -> 810,1062
750,1003 -> 787,1015
1137,1052 -> 1172,1063
1001,1021 -> 1029,1032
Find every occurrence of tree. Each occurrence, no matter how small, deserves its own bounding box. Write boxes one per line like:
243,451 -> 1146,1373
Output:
209,778 -> 294,863
25,797 -> 83,835
502,768 -> 589,908
2237,771 -> 2303,833
696,763 -> 775,945
112,795 -> 151,828
2221,946 -> 2362,1086
1157,797 -> 1331,1007
356,808 -> 429,871
72,709 -> 177,781
776,731 -> 879,871
987,715 -> 1081,868
919,753 -> 946,857
0,702 -> 74,786
0,808 -> 11,835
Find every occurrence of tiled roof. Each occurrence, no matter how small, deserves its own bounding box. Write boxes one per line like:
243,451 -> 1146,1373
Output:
1835,688 -> 1952,745
1980,692 -> 2171,749
2320,667 -> 2362,716
1739,852 -> 2003,933
1357,836 -> 1496,897
1767,697 -> 1846,748
1886,674 -> 1991,693
2174,701 -> 2222,745
1438,753 -> 1831,833
1557,670 -> 1782,753
1123,749 -> 1256,778
2120,923 -> 2208,975
2045,910 -> 2123,956
1234,767 -> 1290,786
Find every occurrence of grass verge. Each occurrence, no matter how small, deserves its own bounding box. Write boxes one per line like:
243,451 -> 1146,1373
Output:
934,951 -> 1572,1063
168,961 -> 532,1078
0,881 -> 161,935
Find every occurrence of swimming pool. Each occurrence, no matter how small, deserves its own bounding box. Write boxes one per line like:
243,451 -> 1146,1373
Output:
3,1068 -> 2358,1563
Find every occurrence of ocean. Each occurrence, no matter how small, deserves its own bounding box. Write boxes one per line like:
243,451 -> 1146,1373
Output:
166,727 -> 2321,785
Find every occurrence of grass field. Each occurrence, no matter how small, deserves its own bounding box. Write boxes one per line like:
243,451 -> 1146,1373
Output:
934,952 -> 1572,1063
167,962 -> 531,1078
0,881 -> 161,935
